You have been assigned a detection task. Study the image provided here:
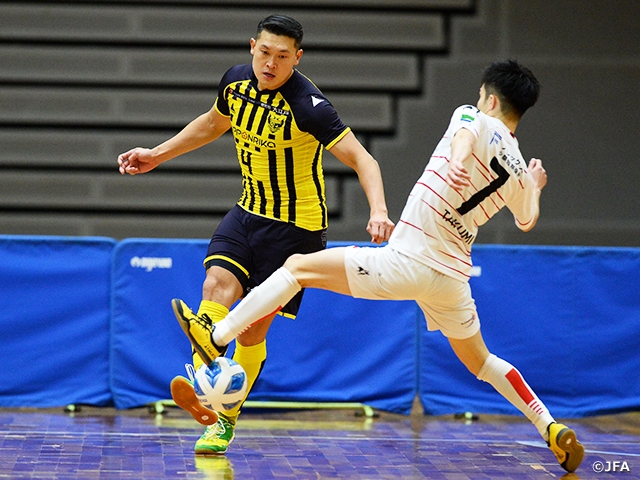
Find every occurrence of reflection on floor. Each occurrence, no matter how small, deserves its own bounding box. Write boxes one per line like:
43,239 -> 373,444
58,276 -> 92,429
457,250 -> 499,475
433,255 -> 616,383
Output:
0,403 -> 638,479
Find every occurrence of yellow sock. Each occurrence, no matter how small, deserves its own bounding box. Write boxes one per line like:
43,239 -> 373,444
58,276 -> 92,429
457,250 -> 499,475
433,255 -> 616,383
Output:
192,300 -> 229,370
197,300 -> 229,323
223,340 -> 267,422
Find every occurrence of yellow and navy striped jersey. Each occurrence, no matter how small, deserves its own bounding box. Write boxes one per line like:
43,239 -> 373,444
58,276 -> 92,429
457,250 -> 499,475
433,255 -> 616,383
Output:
215,64 -> 350,231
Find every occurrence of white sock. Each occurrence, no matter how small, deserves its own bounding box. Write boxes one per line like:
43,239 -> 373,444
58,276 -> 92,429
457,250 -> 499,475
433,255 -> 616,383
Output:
213,267 -> 301,346
477,354 -> 555,441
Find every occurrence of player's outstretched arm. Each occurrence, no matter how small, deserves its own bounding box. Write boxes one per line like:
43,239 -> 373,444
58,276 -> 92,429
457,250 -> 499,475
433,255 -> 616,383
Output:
446,128 -> 476,190
518,158 -> 547,232
117,105 -> 231,175
328,131 -> 395,243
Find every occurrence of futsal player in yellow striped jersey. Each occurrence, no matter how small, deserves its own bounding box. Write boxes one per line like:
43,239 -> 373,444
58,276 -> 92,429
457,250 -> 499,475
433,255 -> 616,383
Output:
118,14 -> 395,454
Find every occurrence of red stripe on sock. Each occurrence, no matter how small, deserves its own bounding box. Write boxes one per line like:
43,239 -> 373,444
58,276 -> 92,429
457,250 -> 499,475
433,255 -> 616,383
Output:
505,368 -> 535,405
249,307 -> 282,327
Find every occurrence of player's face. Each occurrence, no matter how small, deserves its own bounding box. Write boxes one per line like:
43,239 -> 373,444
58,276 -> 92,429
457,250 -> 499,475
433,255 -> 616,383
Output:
250,31 -> 303,91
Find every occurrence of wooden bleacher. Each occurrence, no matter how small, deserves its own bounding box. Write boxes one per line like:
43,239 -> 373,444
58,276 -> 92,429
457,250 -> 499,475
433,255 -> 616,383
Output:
0,0 -> 474,239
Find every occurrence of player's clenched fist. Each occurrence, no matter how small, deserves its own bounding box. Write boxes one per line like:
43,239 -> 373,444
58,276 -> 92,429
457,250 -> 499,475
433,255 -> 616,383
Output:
528,158 -> 547,191
367,212 -> 395,244
117,147 -> 158,175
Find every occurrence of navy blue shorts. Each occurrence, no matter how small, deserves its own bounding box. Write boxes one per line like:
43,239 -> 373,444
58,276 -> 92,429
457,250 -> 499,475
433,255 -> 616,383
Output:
204,205 -> 327,317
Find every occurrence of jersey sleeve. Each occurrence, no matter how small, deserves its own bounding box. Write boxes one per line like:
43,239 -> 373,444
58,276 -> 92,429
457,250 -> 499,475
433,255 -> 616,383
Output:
449,105 -> 482,139
213,65 -> 247,117
293,91 -> 350,148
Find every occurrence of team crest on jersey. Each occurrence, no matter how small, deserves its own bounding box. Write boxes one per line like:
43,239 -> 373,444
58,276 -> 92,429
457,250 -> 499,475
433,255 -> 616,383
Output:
267,112 -> 286,134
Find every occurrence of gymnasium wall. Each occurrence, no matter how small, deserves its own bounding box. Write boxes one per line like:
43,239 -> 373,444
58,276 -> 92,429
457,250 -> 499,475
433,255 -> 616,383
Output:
1,0 -> 638,246
2,236 -> 639,418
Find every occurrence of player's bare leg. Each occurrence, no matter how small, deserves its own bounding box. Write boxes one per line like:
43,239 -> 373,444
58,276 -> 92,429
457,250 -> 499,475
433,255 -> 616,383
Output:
201,267 -> 245,311
449,331 -> 583,472
285,247 -> 352,294
447,330 -> 490,376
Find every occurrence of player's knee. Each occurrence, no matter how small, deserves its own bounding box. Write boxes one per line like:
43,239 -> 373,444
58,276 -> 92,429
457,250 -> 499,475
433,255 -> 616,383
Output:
202,268 -> 243,302
283,253 -> 305,276
202,274 -> 220,295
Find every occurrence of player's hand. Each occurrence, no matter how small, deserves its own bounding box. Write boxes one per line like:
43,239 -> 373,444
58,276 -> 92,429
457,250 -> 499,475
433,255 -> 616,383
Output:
528,158 -> 547,191
446,159 -> 471,190
117,147 -> 159,175
367,212 -> 395,244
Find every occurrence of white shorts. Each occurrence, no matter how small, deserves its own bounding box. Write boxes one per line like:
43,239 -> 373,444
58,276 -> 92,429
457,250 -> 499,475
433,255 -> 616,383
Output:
344,245 -> 480,339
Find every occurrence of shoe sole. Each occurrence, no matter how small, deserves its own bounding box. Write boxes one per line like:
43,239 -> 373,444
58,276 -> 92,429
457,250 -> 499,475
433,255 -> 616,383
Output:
194,444 -> 230,455
170,376 -> 219,426
171,299 -> 214,366
194,449 -> 227,455
556,427 -> 584,473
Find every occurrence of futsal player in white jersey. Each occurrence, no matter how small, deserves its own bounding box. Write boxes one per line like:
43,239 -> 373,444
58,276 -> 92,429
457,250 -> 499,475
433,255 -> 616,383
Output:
173,60 -> 584,473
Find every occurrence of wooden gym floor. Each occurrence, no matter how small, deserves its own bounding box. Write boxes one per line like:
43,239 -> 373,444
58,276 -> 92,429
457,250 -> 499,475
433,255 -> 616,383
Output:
0,403 -> 638,479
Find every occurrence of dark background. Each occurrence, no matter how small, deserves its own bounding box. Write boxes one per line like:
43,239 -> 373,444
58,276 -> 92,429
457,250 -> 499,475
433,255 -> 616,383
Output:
1,0 -> 638,246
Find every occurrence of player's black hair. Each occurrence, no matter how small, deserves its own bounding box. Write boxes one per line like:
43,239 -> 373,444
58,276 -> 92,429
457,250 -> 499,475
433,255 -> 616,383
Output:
257,15 -> 304,50
481,60 -> 540,118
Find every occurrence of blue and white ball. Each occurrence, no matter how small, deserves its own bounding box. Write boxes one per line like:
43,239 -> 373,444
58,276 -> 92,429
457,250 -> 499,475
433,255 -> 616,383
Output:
193,357 -> 248,412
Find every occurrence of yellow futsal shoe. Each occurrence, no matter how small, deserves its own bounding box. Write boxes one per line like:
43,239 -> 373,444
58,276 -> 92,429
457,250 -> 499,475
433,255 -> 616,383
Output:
172,298 -> 226,365
170,375 -> 218,426
194,415 -> 236,455
547,422 -> 584,472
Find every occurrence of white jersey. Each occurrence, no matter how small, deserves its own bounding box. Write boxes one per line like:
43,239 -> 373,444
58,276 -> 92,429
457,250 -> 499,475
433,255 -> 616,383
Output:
389,105 -> 539,282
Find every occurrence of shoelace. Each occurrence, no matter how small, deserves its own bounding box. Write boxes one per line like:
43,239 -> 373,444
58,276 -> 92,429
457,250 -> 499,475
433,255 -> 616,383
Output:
185,364 -> 197,383
194,312 -> 213,330
202,420 -> 227,439
198,314 -> 228,353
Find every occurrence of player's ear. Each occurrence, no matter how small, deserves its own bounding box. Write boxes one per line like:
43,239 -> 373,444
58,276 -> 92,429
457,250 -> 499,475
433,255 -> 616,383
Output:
249,37 -> 257,54
294,48 -> 303,65
488,93 -> 499,112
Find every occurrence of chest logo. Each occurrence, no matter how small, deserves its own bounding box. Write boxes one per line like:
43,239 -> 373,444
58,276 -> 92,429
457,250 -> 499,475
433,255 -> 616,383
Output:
267,112 -> 286,134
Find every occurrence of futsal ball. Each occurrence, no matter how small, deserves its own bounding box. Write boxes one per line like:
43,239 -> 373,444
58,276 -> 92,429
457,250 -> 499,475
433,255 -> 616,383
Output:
193,357 -> 248,412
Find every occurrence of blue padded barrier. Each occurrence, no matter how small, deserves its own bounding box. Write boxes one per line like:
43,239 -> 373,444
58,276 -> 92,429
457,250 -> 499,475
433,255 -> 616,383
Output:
248,288 -> 419,414
0,235 -> 115,407
110,240 -> 418,414
418,245 -> 640,418
2,235 -> 638,417
110,238 -> 207,409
